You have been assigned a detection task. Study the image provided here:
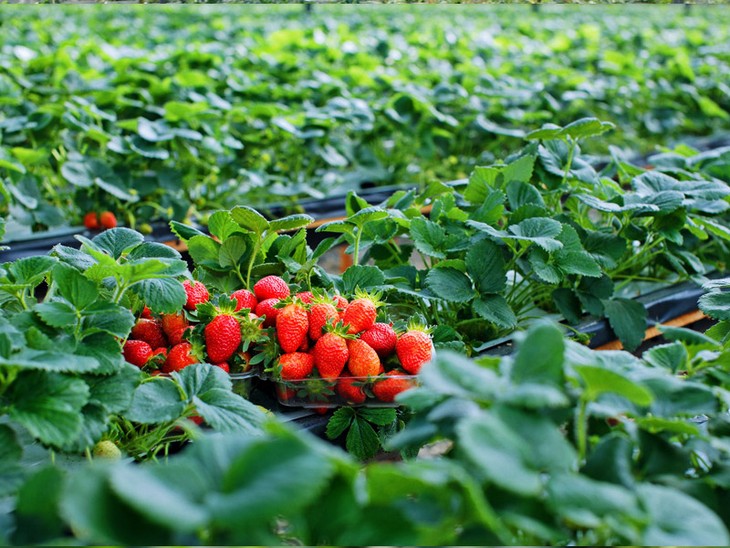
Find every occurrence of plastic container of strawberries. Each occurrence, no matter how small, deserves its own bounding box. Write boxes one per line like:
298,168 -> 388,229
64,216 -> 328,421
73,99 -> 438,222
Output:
272,373 -> 419,408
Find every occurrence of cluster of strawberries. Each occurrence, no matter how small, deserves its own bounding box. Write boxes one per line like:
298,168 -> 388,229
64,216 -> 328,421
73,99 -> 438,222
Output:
121,275 -> 434,406
270,283 -> 433,406
83,211 -> 117,230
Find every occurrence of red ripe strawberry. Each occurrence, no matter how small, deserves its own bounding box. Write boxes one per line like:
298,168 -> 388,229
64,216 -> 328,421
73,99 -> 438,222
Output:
313,332 -> 349,381
360,323 -> 397,357
141,306 -> 153,319
276,384 -> 296,401
296,291 -> 314,304
183,280 -> 210,311
99,211 -> 117,229
205,315 -> 241,364
347,338 -> 381,377
231,289 -> 258,312
279,352 -> 315,381
130,319 -> 167,349
255,298 -> 280,327
333,295 -> 348,310
83,212 -> 99,230
342,291 -> 381,335
372,371 -> 416,403
308,302 -> 339,341
160,312 -> 189,346
396,328 -> 433,374
213,362 -> 230,374
163,342 -> 198,373
336,372 -> 367,404
123,340 -> 153,368
253,275 -> 290,301
276,303 -> 309,354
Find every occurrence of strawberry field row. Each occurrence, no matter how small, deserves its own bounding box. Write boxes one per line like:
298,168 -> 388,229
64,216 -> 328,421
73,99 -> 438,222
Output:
1,5 -> 730,238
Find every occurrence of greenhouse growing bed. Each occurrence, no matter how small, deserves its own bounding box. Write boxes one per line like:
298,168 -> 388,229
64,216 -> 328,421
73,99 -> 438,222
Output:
4,3 -> 730,547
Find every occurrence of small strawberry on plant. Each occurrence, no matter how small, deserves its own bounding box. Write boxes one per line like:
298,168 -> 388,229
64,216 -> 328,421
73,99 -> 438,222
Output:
253,275 -> 290,301
92,440 -> 122,460
396,323 -> 433,374
342,289 -> 382,334
141,306 -> 153,319
213,362 -> 231,373
182,279 -> 210,311
347,338 -> 381,377
197,297 -> 243,364
123,339 -> 153,368
295,291 -> 314,304
360,322 -> 397,357
99,211 -> 117,229
83,212 -> 99,230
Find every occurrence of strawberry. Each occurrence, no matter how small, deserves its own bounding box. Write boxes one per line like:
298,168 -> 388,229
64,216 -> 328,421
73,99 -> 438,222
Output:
163,342 -> 198,373
130,318 -> 167,349
255,298 -> 281,327
276,302 -> 309,354
360,323 -> 397,357
279,352 -> 315,381
313,331 -> 349,380
396,326 -> 433,374
336,372 -> 367,404
205,314 -> 241,364
83,212 -> 99,230
99,211 -> 117,229
372,371 -> 416,403
333,295 -> 348,311
253,275 -> 290,301
213,362 -> 230,374
308,302 -> 339,341
183,280 -> 210,311
342,290 -> 381,335
123,339 -> 153,368
141,306 -> 153,319
296,291 -> 314,304
276,384 -> 296,401
160,312 -> 189,346
231,289 -> 258,312
347,338 -> 381,377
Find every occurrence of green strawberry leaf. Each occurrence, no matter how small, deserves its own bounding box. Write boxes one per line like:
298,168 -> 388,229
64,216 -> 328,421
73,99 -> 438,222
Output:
425,267 -> 474,303
473,295 -> 517,329
124,378 -> 186,424
7,371 -> 89,447
603,298 -> 648,352
511,322 -> 565,388
346,416 -> 381,461
340,265 -> 385,294
573,365 -> 653,406
466,239 -> 506,294
327,407 -> 355,440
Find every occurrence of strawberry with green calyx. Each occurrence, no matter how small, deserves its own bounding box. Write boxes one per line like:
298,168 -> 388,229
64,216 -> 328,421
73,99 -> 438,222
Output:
231,288 -> 258,312
295,291 -> 314,304
253,275 -> 290,301
308,299 -> 339,342
163,341 -> 201,373
99,211 -> 117,229
279,352 -> 315,381
360,322 -> 397,357
123,340 -> 153,368
332,294 -> 348,311
130,318 -> 167,349
161,311 -> 190,346
232,351 -> 253,373
182,279 -> 210,311
141,306 -> 153,319
336,372 -> 367,404
144,347 -> 168,372
276,298 -> 309,354
83,212 -> 100,230
372,370 -> 416,402
396,323 -> 434,374
197,298 -> 243,365
347,338 -> 382,377
255,298 -> 281,327
239,312 -> 266,353
313,324 -> 352,381
342,289 -> 383,335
